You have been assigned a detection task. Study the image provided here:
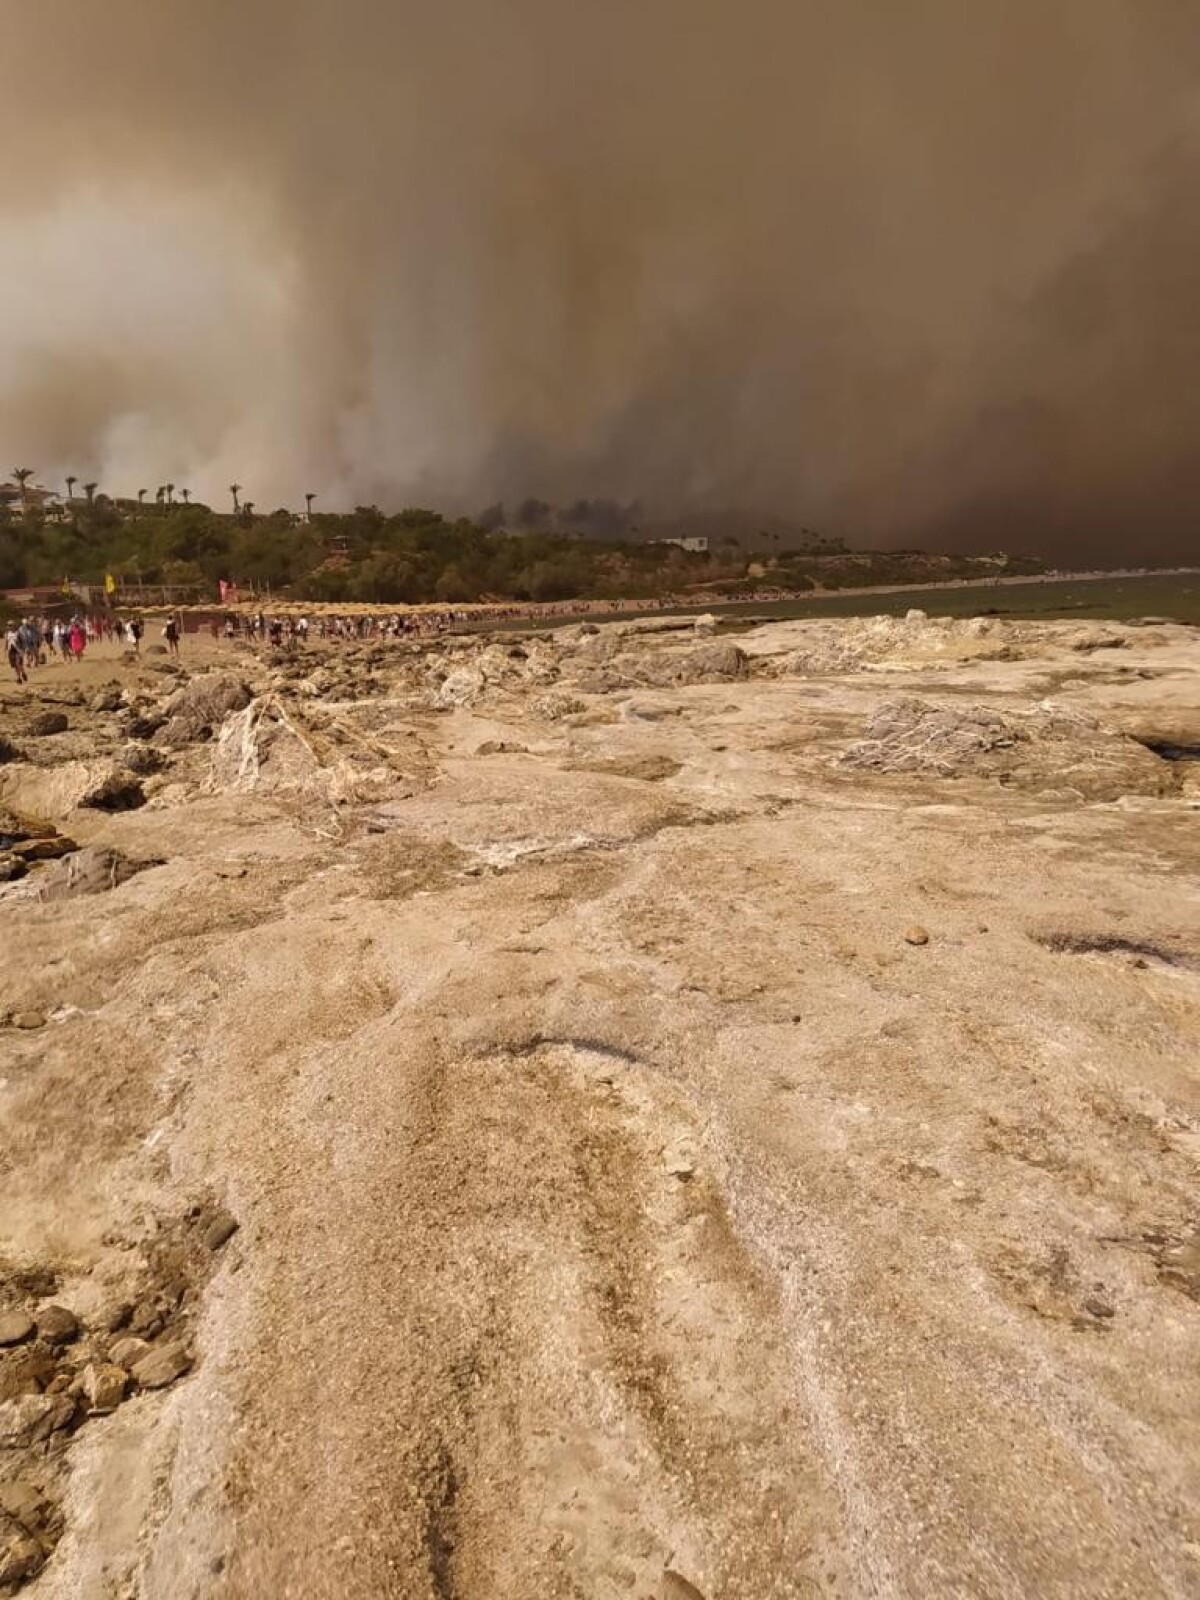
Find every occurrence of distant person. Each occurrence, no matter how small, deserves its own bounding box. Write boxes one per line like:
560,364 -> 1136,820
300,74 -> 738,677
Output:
69,619 -> 86,660
163,616 -> 180,656
17,619 -> 39,667
6,625 -> 26,683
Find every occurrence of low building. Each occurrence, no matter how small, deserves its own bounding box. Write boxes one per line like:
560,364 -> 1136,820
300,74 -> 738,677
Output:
1,481 -> 64,515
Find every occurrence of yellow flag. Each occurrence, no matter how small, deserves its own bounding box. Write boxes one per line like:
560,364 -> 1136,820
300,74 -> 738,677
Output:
104,572 -> 117,595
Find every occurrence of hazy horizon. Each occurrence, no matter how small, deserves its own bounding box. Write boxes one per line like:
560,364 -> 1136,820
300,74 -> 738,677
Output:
2,3 -> 1199,559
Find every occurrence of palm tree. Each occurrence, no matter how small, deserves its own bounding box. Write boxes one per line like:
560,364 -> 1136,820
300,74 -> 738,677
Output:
242,501 -> 255,521
12,468 -> 33,510
180,488 -> 191,506
166,482 -> 175,506
137,488 -> 147,505
230,483 -> 242,514
304,492 -> 317,520
83,481 -> 97,507
155,486 -> 165,506
65,475 -> 77,501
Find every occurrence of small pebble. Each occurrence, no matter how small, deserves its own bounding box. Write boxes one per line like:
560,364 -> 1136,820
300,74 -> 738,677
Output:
0,1310 -> 35,1347
132,1342 -> 193,1390
109,1336 -> 153,1369
105,1302 -> 133,1333
36,1305 -> 80,1346
204,1210 -> 240,1251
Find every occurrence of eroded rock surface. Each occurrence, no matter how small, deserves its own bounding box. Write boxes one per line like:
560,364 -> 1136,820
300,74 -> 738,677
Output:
0,613 -> 1197,1599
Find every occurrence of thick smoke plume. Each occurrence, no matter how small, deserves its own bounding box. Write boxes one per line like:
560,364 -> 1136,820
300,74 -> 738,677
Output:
2,2 -> 1199,557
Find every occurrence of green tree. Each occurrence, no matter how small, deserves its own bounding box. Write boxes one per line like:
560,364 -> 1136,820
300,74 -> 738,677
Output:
434,563 -> 472,603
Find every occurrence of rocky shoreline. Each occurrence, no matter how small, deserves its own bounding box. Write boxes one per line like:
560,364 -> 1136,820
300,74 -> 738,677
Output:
1,611 -> 1198,1598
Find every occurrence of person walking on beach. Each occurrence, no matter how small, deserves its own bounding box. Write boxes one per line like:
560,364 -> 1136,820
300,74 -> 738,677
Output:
6,625 -> 26,684
163,615 -> 181,657
68,618 -> 86,661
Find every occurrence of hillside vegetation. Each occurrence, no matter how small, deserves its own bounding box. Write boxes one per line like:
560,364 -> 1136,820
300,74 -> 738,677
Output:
0,498 -> 1043,604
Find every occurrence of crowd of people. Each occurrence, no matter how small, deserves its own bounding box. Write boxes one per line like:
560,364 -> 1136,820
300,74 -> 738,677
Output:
201,593 -> 695,650
5,590 -> 727,684
209,592 -> 696,645
208,610 -> 464,647
7,612 -> 123,681
1,612 -> 184,681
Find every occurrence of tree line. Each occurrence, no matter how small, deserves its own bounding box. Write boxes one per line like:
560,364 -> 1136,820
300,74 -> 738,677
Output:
0,481 -> 1041,604
0,497 -> 722,603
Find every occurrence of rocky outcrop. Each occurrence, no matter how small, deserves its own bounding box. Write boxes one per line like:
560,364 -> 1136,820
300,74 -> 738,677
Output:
0,761 -> 144,822
670,642 -> 749,682
154,672 -> 252,748
25,712 -> 68,738
840,696 -> 1176,800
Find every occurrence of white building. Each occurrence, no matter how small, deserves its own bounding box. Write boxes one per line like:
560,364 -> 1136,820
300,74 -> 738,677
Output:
657,535 -> 709,554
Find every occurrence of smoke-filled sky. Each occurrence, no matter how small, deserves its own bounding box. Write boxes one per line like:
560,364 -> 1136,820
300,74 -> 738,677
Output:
2,2 -> 1199,556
